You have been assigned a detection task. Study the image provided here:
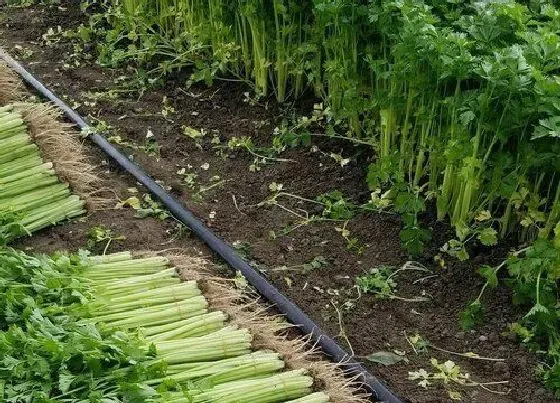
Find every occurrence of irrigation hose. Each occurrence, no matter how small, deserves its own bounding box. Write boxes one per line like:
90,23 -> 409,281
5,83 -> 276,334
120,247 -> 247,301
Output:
0,47 -> 404,403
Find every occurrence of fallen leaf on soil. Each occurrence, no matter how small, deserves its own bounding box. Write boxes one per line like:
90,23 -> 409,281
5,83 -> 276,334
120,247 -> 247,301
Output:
366,351 -> 408,366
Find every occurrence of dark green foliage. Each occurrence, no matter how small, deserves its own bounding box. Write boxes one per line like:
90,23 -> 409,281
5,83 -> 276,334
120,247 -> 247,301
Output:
0,211 -> 27,246
463,239 -> 560,396
0,248 -> 157,401
459,300 -> 484,331
394,189 -> 431,256
81,0 -> 560,253
316,190 -> 356,220
356,266 -> 397,299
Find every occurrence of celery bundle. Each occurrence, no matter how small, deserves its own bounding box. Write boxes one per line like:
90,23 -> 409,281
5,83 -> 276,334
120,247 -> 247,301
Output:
0,105 -> 85,243
0,249 -> 331,402
80,252 -> 322,402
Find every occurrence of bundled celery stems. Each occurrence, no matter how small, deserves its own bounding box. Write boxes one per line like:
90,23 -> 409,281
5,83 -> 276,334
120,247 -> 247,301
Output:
0,104 -> 85,242
81,252 -> 331,402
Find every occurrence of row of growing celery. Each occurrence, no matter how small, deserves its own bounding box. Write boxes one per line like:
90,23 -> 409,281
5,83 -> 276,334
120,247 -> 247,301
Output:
86,0 -> 560,254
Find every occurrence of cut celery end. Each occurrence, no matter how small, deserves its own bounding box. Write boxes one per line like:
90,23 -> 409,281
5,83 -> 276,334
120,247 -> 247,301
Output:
286,392 -> 330,403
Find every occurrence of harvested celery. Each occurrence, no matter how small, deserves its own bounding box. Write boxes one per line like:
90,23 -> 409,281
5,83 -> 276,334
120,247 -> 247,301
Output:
286,392 -> 330,403
0,106 -> 86,242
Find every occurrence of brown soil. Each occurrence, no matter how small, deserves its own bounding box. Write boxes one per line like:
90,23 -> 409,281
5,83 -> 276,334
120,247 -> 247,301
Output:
1,3 -> 557,402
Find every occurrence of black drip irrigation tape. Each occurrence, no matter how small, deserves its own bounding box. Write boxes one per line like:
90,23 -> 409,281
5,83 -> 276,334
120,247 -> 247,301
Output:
0,47 -> 404,403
